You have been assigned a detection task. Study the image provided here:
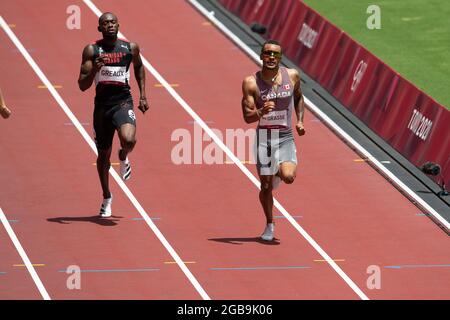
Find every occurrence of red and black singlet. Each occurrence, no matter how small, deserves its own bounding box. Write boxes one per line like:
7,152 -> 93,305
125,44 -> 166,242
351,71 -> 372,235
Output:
92,38 -> 133,106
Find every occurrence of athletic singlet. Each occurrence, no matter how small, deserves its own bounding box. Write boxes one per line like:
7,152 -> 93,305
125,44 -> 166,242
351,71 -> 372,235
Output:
255,67 -> 294,131
92,38 -> 132,106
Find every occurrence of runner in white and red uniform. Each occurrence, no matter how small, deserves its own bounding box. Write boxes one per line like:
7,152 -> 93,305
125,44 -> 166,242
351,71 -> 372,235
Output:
242,40 -> 306,241
78,12 -> 149,218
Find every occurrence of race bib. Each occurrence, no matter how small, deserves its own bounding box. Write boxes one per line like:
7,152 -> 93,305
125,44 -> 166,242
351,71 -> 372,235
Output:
259,110 -> 288,128
95,66 -> 129,84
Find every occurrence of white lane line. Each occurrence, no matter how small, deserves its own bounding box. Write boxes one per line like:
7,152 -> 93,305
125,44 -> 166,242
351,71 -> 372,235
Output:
0,15 -> 210,301
86,0 -> 368,300
0,207 -> 51,300
186,0 -> 450,233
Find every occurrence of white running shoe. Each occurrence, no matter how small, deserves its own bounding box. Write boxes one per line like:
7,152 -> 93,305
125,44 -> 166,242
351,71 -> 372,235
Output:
261,223 -> 275,241
272,175 -> 282,190
99,195 -> 113,218
119,150 -> 131,181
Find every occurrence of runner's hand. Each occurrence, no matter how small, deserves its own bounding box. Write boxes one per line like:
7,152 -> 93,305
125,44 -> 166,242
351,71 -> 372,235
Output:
138,97 -> 149,114
261,101 -> 275,115
0,106 -> 11,119
296,122 -> 305,136
94,56 -> 105,71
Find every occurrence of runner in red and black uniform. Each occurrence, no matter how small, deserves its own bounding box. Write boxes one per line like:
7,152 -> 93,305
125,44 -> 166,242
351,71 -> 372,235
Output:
78,12 -> 148,217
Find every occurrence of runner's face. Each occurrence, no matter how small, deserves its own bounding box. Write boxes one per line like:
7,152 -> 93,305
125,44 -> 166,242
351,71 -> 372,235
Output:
99,15 -> 119,37
261,44 -> 282,70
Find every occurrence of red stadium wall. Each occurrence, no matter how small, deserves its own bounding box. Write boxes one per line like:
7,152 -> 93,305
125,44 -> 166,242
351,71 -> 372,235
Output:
218,0 -> 450,187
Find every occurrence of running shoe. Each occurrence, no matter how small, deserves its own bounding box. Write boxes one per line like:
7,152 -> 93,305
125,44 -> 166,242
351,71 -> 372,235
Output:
119,150 -> 131,181
261,223 -> 275,241
99,194 -> 113,218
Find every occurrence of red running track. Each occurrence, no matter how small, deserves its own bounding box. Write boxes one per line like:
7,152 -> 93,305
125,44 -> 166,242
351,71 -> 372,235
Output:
0,0 -> 449,300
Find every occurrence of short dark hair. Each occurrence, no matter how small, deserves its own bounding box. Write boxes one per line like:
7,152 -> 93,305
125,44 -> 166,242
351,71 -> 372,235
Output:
261,39 -> 282,53
99,12 -> 117,25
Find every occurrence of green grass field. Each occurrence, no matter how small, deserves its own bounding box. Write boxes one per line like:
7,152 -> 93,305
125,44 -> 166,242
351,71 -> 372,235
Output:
301,0 -> 450,109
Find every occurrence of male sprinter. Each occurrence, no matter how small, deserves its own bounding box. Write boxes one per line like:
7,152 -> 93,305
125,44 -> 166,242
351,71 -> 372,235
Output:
241,40 -> 306,241
78,12 -> 148,217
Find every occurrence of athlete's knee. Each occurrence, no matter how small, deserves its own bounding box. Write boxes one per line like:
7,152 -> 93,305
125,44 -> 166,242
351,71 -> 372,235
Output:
121,137 -> 136,150
280,172 -> 295,184
283,175 -> 295,184
260,180 -> 273,192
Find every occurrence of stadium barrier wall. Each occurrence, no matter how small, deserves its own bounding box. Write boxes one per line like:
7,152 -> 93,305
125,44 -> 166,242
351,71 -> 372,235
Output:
218,0 -> 450,187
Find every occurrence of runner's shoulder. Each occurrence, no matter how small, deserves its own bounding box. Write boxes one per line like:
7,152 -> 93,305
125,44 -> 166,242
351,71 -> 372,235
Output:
286,68 -> 300,80
286,68 -> 301,87
242,75 -> 257,91
86,39 -> 102,50
128,41 -> 140,54
82,44 -> 95,59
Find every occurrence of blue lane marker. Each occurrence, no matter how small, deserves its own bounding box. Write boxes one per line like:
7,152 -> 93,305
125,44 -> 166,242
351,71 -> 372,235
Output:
131,217 -> 161,221
0,271 -> 7,275
385,264 -> 450,269
211,266 -> 311,271
7,219 -> 19,223
57,268 -> 159,273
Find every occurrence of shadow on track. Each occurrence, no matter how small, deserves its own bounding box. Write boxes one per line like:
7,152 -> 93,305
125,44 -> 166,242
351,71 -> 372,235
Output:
47,215 -> 123,226
208,236 -> 280,245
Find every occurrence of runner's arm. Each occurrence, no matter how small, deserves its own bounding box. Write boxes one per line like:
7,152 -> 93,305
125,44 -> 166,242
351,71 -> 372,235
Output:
131,42 -> 148,113
291,69 -> 306,135
78,44 -> 100,91
242,76 -> 261,124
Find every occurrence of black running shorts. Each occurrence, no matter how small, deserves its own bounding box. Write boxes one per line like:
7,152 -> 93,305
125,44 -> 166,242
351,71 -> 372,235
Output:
93,97 -> 136,150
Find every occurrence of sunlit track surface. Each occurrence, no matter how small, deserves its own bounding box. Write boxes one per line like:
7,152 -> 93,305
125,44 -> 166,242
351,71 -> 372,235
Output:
0,0 -> 449,300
